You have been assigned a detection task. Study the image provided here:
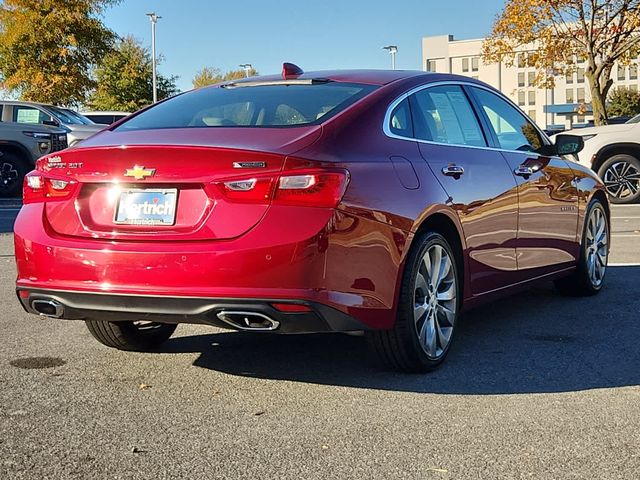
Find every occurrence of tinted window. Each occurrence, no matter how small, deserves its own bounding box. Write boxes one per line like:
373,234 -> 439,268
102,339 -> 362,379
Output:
471,87 -> 544,152
116,82 -> 376,131
88,115 -> 114,125
13,106 -> 52,124
389,98 -> 413,137
409,85 -> 486,147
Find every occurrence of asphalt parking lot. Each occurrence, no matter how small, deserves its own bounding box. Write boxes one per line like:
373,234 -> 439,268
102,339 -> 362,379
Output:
0,203 -> 638,479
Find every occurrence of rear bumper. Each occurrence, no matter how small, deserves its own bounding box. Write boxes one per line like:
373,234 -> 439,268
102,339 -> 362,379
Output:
14,203 -> 408,330
17,288 -> 369,333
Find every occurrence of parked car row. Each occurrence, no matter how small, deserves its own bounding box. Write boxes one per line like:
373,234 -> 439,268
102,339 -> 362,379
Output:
560,114 -> 640,204
0,100 -> 130,197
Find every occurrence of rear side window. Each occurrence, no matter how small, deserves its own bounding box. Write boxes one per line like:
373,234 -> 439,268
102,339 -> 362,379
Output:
89,115 -> 114,125
116,82 -> 376,131
389,98 -> 413,137
410,85 -> 486,147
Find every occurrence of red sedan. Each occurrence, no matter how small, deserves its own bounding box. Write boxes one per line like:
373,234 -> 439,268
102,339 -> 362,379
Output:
14,65 -> 610,372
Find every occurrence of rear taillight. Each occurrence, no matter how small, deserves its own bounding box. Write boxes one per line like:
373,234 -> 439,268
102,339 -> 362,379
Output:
23,171 -> 77,204
220,177 -> 275,203
216,170 -> 349,208
274,172 -> 348,207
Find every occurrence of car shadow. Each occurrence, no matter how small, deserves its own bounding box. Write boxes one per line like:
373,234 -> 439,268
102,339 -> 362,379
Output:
160,266 -> 640,395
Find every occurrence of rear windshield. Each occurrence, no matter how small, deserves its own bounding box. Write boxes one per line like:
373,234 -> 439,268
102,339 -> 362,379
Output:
115,82 -> 376,131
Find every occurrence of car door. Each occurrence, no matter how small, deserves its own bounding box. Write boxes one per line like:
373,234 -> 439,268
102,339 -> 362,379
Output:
468,86 -> 580,273
409,84 -> 520,295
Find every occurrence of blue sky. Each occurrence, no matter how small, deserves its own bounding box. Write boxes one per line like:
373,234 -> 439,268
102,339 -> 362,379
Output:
103,0 -> 506,91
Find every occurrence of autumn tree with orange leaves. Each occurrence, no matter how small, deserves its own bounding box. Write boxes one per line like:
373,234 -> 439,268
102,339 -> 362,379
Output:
0,0 -> 120,106
192,66 -> 259,88
483,0 -> 640,125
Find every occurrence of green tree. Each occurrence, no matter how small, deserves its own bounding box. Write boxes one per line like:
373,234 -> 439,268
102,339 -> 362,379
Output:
608,86 -> 640,117
192,66 -> 258,88
483,1 -> 640,125
0,0 -> 119,105
89,36 -> 178,111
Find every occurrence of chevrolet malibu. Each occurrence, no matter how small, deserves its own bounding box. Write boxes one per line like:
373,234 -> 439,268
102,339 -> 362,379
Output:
14,65 -> 610,372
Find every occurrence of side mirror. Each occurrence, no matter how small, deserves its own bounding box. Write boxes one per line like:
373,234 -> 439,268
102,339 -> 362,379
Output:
43,119 -> 59,127
554,134 -> 584,156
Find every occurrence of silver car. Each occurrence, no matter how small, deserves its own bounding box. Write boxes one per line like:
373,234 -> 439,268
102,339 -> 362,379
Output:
0,100 -> 105,146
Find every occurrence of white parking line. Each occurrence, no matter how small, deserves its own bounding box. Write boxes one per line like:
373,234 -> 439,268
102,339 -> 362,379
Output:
611,233 -> 640,237
609,262 -> 640,266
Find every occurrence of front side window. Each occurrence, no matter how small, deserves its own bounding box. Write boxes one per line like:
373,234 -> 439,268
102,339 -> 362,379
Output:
116,82 -> 376,131
471,87 -> 544,153
409,85 -> 486,147
13,106 -> 52,125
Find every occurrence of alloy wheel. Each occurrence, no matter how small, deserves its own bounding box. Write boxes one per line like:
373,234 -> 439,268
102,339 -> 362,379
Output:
585,206 -> 608,288
1,162 -> 19,191
413,244 -> 457,359
602,161 -> 640,200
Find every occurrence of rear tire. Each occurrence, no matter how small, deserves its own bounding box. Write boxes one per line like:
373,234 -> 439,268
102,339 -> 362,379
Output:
85,320 -> 177,351
0,152 -> 29,198
597,154 -> 640,204
554,198 -> 609,296
368,232 -> 461,373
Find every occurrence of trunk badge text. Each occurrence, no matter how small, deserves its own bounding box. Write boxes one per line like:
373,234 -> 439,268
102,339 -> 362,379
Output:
233,161 -> 266,169
124,165 -> 156,180
46,156 -> 83,169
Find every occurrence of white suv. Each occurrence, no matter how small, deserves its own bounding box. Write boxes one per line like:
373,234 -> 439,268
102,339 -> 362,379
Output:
564,115 -> 640,204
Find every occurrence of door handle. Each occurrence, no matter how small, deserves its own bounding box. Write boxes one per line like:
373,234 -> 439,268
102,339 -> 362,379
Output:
514,165 -> 534,178
441,164 -> 464,179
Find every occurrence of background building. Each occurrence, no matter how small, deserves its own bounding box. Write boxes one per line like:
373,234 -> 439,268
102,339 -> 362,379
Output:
422,34 -> 640,130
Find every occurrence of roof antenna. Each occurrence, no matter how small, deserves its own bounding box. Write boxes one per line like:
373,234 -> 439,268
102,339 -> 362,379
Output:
282,62 -> 304,79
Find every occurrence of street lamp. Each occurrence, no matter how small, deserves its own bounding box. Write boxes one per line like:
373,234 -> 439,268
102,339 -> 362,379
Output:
382,45 -> 398,70
239,64 -> 253,77
146,12 -> 161,103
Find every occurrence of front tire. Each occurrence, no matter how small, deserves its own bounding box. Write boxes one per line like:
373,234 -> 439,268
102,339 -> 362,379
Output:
554,198 -> 609,296
369,232 -> 461,372
85,320 -> 177,351
598,154 -> 640,204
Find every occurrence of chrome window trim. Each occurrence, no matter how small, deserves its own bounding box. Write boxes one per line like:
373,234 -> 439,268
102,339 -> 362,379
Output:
382,80 -> 551,157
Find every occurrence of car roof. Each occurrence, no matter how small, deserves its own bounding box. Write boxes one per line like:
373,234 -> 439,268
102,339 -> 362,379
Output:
0,100 -> 76,112
229,69 -> 434,86
81,111 -> 131,115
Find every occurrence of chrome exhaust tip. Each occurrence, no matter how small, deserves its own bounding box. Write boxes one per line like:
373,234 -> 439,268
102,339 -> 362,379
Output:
31,299 -> 64,318
216,311 -> 280,331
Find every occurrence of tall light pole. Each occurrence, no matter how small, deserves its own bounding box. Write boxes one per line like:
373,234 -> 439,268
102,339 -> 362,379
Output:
239,64 -> 253,77
146,12 -> 161,103
382,45 -> 398,70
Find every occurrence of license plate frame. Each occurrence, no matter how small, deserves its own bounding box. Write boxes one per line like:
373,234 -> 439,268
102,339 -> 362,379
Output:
114,188 -> 178,226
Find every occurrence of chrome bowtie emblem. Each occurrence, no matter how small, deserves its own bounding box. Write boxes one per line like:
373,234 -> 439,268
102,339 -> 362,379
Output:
124,165 -> 156,180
